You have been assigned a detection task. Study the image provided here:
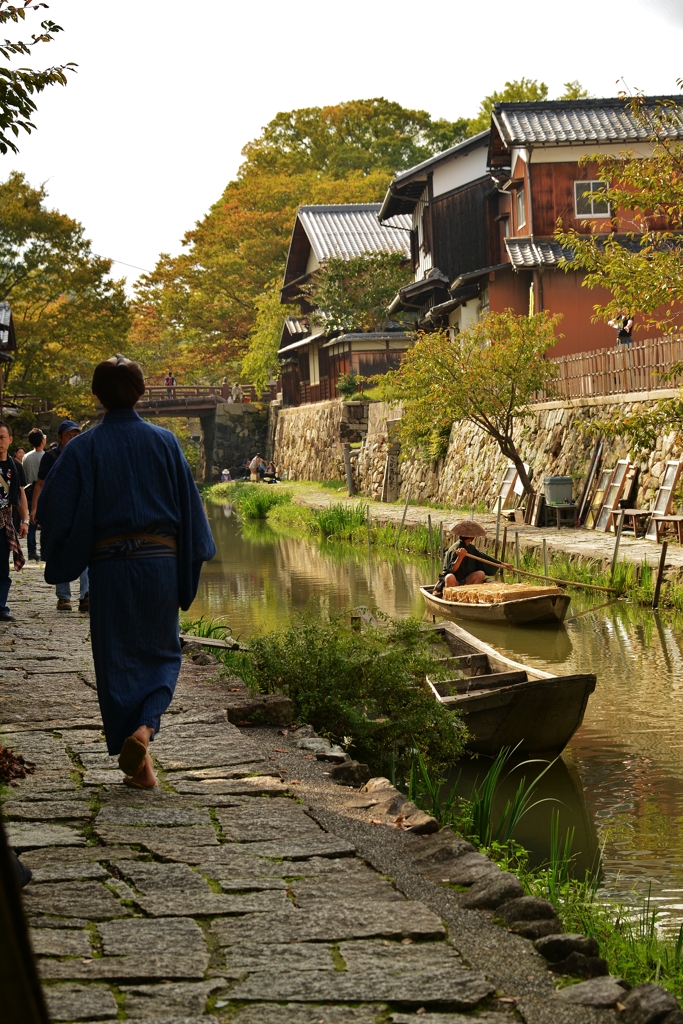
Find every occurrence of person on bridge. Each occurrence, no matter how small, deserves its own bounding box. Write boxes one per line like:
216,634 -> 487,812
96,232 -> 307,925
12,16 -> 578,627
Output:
164,369 -> 176,398
36,355 -> 216,789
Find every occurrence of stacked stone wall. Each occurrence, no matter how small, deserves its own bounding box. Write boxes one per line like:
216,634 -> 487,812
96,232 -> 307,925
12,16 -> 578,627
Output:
359,392 -> 683,510
271,391 -> 683,510
272,400 -> 369,481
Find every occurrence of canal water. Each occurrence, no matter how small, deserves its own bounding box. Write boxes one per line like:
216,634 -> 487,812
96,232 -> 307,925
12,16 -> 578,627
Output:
191,506 -> 683,925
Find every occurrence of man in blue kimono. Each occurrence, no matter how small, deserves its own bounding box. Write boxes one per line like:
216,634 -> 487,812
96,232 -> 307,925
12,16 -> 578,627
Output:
37,355 -> 216,788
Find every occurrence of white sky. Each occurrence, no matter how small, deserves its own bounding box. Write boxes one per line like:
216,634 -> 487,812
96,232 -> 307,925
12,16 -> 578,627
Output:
4,0 -> 683,288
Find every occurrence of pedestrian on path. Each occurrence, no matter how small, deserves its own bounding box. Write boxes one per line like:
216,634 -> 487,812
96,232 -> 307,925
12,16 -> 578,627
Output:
31,420 -> 89,611
37,354 -> 216,789
164,369 -> 176,398
22,428 -> 45,561
0,421 -> 28,622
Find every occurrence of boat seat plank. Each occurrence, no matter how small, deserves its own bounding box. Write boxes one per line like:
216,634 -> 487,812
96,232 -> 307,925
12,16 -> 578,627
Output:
435,653 -> 490,675
437,670 -> 528,698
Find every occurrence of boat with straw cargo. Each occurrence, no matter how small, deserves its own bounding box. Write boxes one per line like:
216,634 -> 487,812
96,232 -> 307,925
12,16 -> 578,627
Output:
428,620 -> 596,755
420,519 -> 613,627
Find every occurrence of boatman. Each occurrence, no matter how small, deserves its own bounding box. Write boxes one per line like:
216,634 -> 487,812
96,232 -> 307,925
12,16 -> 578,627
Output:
434,521 -> 502,594
37,355 -> 216,789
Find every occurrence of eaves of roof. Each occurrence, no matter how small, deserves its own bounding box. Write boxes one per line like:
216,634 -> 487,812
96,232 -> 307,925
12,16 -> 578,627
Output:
320,331 -> 412,349
449,263 -> 510,293
505,238 -> 572,269
277,330 -> 326,356
379,131 -> 491,221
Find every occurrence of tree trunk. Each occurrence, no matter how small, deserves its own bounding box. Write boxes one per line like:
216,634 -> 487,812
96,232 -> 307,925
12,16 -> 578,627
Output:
509,452 -> 533,496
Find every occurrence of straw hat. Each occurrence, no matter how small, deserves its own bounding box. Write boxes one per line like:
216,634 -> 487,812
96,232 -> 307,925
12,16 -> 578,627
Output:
446,520 -> 486,538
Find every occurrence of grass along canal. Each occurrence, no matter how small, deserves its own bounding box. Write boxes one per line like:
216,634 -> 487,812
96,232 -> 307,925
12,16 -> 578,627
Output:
192,498 -> 683,931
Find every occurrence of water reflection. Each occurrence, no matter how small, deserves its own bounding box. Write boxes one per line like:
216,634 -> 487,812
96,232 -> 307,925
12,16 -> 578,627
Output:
191,510 -> 683,918
448,752 -> 600,878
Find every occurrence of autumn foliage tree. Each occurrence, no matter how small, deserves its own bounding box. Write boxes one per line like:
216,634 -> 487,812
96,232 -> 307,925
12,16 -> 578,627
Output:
128,99 -> 469,380
304,253 -> 412,334
0,172 -> 130,417
381,311 -> 562,494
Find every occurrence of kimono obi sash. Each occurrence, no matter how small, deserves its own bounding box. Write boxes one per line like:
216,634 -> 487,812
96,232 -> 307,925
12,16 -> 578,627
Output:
91,531 -> 177,562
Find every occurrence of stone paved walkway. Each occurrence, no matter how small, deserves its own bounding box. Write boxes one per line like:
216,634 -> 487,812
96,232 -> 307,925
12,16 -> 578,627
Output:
1,565 -> 611,1023
289,484 -> 683,572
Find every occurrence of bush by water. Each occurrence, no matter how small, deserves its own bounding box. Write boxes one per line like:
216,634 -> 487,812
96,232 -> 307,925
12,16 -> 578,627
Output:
222,614 -> 466,780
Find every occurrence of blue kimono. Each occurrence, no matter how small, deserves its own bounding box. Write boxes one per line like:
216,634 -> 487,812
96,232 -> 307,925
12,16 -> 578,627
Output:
37,409 -> 216,754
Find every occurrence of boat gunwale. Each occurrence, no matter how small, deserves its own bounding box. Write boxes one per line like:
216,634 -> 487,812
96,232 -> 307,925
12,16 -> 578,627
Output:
420,583 -> 569,611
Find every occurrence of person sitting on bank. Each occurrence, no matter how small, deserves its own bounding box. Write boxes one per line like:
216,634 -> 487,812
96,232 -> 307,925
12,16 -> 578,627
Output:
263,461 -> 279,483
434,521 -> 502,594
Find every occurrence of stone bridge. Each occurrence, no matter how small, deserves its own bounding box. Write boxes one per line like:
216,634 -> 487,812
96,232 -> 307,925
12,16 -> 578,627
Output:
136,387 -> 270,483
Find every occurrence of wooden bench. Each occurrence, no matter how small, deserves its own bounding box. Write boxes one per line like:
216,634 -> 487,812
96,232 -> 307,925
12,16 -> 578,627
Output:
608,508 -> 652,539
652,515 -> 683,544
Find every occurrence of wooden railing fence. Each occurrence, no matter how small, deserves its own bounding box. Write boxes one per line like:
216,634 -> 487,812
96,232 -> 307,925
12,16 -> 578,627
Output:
538,336 -> 683,401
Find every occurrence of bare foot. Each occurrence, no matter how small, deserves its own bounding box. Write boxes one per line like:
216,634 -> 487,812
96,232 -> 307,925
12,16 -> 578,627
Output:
132,724 -> 154,747
125,752 -> 157,789
126,725 -> 157,787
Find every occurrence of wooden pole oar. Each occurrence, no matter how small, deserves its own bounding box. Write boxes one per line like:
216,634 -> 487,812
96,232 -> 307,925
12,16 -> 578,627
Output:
457,551 -> 618,595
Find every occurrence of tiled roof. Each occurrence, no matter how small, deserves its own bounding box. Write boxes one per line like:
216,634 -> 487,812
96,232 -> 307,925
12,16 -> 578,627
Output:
505,239 -> 572,268
493,97 -> 683,146
298,205 -> 411,262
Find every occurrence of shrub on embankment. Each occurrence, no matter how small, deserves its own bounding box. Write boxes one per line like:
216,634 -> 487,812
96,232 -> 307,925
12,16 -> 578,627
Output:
220,614 -> 466,781
205,481 -> 292,520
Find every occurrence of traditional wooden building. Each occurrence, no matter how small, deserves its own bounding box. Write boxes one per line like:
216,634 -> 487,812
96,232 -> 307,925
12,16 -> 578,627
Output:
378,131 -> 493,333
380,97 -> 683,356
278,204 -> 411,406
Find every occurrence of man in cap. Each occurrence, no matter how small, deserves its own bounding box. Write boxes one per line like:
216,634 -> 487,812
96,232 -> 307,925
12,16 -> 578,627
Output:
435,520 -> 502,594
31,420 -> 89,612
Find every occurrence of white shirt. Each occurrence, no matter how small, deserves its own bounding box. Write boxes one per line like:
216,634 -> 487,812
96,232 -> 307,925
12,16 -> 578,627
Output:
22,448 -> 44,485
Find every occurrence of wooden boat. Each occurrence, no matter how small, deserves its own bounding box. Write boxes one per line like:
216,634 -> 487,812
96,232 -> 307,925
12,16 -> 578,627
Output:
427,620 -> 596,756
420,582 -> 571,626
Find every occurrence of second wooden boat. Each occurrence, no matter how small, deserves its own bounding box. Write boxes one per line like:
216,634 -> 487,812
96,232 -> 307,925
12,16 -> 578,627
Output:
427,620 -> 596,756
421,583 -> 571,626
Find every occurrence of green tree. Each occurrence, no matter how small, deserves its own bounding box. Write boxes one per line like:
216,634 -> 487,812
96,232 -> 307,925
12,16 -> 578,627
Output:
240,281 -> 299,393
0,172 -> 130,417
0,0 -> 74,154
130,99 -> 469,374
380,311 -> 562,494
468,78 -> 549,134
556,93 -> 683,334
559,80 -> 590,100
304,252 -> 412,334
242,98 -> 469,178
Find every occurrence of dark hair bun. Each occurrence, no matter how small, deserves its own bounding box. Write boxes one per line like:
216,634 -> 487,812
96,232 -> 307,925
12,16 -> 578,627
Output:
92,356 -> 145,409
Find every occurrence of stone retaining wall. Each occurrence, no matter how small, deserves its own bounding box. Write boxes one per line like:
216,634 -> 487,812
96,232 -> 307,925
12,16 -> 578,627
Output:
270,391 -> 683,510
359,392 -> 682,511
272,400 -> 369,481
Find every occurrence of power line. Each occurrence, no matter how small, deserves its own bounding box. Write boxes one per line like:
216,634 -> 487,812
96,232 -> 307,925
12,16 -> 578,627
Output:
93,254 -> 153,274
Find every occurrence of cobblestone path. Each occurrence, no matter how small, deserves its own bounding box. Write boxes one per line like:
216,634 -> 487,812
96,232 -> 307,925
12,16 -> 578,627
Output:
1,566 -> 614,1024
0,565 -> 510,1024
